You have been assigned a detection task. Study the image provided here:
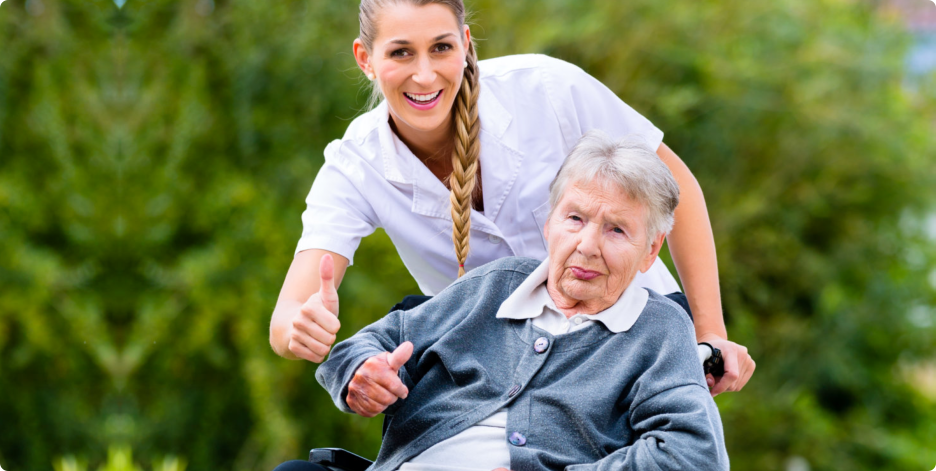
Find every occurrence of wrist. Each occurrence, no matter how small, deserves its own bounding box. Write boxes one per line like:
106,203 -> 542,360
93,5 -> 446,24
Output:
696,331 -> 728,344
270,327 -> 299,360
270,302 -> 302,360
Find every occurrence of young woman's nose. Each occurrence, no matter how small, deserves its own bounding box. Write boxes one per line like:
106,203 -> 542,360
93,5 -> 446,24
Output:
411,55 -> 437,86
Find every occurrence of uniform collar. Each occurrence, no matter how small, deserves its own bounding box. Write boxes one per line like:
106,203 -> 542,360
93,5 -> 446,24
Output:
496,258 -> 650,333
372,84 -> 515,186
368,79 -> 522,233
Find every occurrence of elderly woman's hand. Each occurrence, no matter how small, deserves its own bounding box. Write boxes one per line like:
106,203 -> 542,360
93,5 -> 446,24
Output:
698,334 -> 755,396
346,342 -> 414,417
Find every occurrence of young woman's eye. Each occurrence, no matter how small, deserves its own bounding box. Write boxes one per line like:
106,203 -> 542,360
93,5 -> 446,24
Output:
434,43 -> 453,52
390,49 -> 410,58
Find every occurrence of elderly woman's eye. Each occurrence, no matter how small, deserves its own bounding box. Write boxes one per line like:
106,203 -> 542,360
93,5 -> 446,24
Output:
613,227 -> 625,234
569,215 -> 582,222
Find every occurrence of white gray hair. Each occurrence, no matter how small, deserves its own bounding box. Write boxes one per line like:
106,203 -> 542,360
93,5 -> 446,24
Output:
548,131 -> 680,241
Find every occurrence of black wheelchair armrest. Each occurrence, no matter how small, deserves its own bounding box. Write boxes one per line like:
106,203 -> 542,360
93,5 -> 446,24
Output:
309,448 -> 373,471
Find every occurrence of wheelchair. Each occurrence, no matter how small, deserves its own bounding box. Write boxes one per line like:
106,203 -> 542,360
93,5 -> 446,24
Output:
277,293 -> 723,471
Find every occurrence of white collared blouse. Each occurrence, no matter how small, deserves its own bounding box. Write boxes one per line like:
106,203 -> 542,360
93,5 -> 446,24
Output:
496,258 -> 650,335
297,54 -> 680,296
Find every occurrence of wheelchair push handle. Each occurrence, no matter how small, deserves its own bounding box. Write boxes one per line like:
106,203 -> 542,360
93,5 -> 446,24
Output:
309,448 -> 372,471
697,342 -> 725,377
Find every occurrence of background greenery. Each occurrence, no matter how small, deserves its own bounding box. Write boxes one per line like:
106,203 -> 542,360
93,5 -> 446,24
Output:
1,0 -> 935,469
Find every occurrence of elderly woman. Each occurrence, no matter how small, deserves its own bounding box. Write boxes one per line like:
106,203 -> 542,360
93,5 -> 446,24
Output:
296,132 -> 729,471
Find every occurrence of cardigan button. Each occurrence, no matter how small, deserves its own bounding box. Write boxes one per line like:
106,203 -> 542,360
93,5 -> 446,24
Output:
508,431 -> 527,446
508,384 -> 521,397
534,337 -> 549,353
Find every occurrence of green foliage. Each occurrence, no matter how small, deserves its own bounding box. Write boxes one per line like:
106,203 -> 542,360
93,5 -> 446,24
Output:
0,0 -> 934,470
54,446 -> 185,471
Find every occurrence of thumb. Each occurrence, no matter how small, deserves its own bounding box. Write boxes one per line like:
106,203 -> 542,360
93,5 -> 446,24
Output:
318,253 -> 339,315
387,341 -> 414,371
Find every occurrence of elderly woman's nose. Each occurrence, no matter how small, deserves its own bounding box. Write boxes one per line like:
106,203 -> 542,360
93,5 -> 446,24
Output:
576,223 -> 602,256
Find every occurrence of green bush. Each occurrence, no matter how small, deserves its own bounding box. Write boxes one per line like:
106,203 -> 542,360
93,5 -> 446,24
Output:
0,0 -> 934,470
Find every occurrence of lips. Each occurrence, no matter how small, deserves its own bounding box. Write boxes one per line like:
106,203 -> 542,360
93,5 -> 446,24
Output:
570,267 -> 602,281
403,89 -> 443,110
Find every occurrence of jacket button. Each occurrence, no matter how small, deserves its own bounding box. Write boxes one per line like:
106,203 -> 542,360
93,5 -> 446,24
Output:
534,337 -> 549,353
508,384 -> 521,397
488,234 -> 502,243
508,431 -> 527,446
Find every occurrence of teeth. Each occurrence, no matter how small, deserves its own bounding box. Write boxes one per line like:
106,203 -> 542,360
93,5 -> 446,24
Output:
405,90 -> 441,102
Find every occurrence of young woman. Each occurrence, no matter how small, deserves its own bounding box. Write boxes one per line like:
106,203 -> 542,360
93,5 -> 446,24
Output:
269,0 -> 755,396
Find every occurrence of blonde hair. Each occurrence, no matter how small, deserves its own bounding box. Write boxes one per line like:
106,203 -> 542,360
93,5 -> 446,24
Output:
359,0 -> 481,277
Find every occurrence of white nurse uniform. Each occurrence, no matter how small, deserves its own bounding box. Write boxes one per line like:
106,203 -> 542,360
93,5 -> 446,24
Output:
296,54 -> 680,296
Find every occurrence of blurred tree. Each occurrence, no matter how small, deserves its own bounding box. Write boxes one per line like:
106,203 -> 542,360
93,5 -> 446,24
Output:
0,0 -> 934,470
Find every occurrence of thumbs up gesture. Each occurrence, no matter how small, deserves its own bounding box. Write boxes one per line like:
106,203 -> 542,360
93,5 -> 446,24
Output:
287,254 -> 342,363
346,341 -> 414,417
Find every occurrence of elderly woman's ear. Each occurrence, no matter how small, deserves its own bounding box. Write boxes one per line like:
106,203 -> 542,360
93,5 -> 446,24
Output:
639,232 -> 667,274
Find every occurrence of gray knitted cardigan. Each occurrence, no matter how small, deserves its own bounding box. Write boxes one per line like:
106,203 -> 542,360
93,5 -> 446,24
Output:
316,257 -> 729,471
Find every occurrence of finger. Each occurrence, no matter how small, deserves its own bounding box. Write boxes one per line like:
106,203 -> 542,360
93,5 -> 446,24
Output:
735,358 -> 756,391
361,354 -> 409,399
348,376 -> 399,415
374,370 -> 409,399
318,254 -> 339,315
287,339 -> 325,364
387,341 -> 414,371
350,381 -> 399,410
296,332 -> 332,360
706,374 -> 715,390
347,393 -> 380,418
304,299 -> 341,335
347,382 -> 382,417
291,317 -> 337,351
710,347 -> 740,396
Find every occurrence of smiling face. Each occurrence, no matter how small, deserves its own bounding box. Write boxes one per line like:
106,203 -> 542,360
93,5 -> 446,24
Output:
544,179 -> 666,315
354,3 -> 469,143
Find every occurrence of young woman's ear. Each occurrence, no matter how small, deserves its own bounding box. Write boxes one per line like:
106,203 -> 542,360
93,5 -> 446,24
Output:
353,38 -> 373,78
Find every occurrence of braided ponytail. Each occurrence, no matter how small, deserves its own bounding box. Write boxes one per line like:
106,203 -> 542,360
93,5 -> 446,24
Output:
448,40 -> 480,278
358,0 -> 481,278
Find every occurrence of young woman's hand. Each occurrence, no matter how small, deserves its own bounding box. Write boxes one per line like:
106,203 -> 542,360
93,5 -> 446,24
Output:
286,254 -> 342,363
346,342 -> 414,417
698,333 -> 755,396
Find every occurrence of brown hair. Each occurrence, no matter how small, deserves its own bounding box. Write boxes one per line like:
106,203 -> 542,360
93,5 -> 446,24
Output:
358,0 -> 481,278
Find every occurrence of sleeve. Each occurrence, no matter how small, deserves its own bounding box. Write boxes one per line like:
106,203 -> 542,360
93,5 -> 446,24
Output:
541,58 -> 665,152
314,307 -> 406,414
314,273 -> 487,415
295,140 -> 379,266
564,385 -> 729,471
566,300 -> 729,471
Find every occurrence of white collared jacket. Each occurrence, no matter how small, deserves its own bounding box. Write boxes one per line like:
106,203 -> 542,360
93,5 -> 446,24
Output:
297,54 -> 680,296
